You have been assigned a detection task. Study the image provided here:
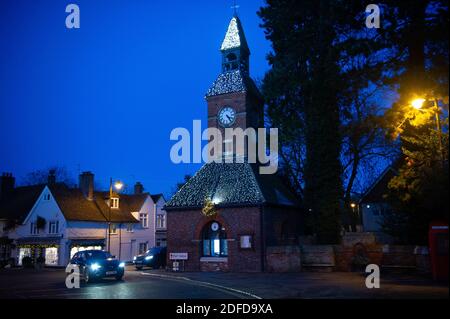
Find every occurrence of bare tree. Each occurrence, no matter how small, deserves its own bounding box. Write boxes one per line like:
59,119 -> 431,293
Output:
20,166 -> 75,187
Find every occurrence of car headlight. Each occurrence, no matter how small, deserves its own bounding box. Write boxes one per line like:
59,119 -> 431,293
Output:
133,256 -> 136,261
145,255 -> 153,260
90,263 -> 101,271
119,262 -> 125,268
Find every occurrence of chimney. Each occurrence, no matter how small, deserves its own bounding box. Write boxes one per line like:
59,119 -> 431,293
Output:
79,171 -> 94,200
47,169 -> 56,185
134,182 -> 144,195
0,172 -> 15,200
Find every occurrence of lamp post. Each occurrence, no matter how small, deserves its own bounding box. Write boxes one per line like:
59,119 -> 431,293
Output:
350,202 -> 360,232
107,178 -> 123,253
410,98 -> 445,166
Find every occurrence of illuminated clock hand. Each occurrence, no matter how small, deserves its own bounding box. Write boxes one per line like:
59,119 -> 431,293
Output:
226,115 -> 232,121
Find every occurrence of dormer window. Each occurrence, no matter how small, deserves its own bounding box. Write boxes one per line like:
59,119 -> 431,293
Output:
30,222 -> 39,235
111,197 -> 119,209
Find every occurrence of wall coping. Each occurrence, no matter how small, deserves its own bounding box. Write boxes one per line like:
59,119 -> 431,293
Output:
200,257 -> 228,263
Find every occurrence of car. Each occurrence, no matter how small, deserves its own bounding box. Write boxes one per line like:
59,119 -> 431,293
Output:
133,246 -> 167,270
69,250 -> 125,283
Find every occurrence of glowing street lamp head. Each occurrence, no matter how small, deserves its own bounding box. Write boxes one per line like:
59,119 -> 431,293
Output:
411,98 -> 425,110
114,181 -> 124,191
350,203 -> 357,208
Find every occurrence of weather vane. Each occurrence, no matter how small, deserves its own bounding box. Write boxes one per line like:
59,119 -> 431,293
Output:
231,0 -> 240,16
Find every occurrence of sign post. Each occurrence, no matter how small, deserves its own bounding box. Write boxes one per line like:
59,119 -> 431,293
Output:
169,253 -> 188,272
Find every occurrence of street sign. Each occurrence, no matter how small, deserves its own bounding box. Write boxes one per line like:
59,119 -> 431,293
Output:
170,252 -> 188,260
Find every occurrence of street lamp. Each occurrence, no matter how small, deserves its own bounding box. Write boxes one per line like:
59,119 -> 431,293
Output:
411,98 -> 426,110
108,178 -> 124,253
409,97 -> 444,165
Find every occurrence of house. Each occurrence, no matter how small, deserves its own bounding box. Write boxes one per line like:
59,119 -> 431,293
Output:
359,164 -> 399,233
151,193 -> 167,247
0,171 -> 166,266
165,15 -> 302,272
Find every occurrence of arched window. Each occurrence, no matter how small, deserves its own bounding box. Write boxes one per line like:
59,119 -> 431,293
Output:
202,221 -> 228,257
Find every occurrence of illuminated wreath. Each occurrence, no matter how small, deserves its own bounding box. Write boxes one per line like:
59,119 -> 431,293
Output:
202,198 -> 218,217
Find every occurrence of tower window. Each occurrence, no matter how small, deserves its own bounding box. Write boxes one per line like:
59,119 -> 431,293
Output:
226,53 -> 237,62
224,53 -> 239,71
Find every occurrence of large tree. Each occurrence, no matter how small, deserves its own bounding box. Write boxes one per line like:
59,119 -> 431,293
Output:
259,0 -> 354,243
379,0 -> 449,243
258,0 -> 398,242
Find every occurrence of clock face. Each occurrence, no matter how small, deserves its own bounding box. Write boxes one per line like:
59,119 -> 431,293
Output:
218,106 -> 236,127
211,222 -> 219,232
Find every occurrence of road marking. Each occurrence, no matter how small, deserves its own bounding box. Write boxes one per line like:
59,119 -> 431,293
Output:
140,272 -> 262,299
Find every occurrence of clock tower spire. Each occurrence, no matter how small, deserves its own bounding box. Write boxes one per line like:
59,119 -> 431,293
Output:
220,15 -> 250,75
205,15 -> 264,159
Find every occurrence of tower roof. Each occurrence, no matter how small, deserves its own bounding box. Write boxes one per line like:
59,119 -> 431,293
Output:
220,16 -> 250,53
205,69 -> 261,98
165,162 -> 300,211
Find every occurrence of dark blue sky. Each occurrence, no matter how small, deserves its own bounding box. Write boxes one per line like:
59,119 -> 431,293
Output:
0,0 -> 271,196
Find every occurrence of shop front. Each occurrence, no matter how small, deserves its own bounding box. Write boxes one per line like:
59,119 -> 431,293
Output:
16,237 -> 62,266
68,238 -> 105,259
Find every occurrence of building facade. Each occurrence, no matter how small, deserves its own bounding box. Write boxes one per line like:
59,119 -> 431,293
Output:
0,171 -> 166,266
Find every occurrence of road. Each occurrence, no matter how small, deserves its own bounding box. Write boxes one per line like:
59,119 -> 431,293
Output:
0,266 -> 258,299
0,266 -> 447,299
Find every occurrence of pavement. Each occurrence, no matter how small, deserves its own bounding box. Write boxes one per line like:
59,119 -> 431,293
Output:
0,266 -> 447,299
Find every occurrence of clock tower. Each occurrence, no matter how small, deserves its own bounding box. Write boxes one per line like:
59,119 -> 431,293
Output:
166,14 -> 301,273
205,15 -> 264,159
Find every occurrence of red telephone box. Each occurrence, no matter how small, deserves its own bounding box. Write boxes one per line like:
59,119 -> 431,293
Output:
428,221 -> 449,281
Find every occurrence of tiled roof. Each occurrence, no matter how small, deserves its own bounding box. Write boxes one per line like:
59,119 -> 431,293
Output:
0,183 -> 150,224
205,69 -> 261,98
91,191 -> 144,223
220,16 -> 249,53
49,184 -> 109,222
165,162 -> 300,210
360,157 -> 404,203
0,184 -> 45,223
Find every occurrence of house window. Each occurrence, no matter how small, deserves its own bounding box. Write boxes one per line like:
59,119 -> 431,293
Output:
126,223 -> 134,232
139,242 -> 148,254
111,198 -> 119,209
45,247 -> 58,265
109,223 -> 117,234
202,221 -> 227,257
43,193 -> 51,201
18,248 -> 31,265
48,221 -> 59,234
140,213 -> 148,228
156,214 -> 166,229
240,235 -> 253,249
30,222 -> 39,235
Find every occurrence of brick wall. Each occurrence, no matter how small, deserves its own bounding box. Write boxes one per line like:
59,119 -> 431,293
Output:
266,246 -> 301,272
166,206 -> 264,272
